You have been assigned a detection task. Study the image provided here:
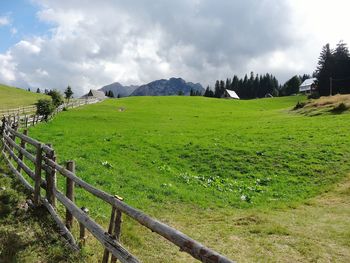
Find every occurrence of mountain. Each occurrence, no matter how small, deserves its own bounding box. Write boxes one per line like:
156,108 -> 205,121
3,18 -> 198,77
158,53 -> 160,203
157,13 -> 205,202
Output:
99,82 -> 138,97
130,78 -> 204,96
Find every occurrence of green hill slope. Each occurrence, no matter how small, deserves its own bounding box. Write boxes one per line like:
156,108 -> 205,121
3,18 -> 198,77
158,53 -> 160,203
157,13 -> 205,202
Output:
25,96 -> 350,262
0,84 -> 47,109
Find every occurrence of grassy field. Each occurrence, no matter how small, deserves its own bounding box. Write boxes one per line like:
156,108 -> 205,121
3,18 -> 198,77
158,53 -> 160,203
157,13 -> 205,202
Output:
23,96 -> 350,262
0,83 -> 47,109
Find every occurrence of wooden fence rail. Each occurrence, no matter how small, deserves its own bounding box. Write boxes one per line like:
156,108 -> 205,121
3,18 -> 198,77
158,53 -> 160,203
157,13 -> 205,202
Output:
0,105 -> 36,117
0,119 -> 234,263
0,98 -> 99,120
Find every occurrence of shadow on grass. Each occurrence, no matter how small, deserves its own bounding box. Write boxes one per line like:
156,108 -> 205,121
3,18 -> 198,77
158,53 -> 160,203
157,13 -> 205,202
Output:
0,154 -> 82,262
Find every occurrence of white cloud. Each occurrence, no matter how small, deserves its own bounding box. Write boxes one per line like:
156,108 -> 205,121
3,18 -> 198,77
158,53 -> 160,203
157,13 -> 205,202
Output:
0,52 -> 16,82
0,0 -> 350,94
15,40 -> 41,54
0,16 -> 10,26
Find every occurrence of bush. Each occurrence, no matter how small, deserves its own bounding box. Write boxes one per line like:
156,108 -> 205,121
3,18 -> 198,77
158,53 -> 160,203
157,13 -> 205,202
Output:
293,101 -> 306,110
48,90 -> 64,107
36,99 -> 54,120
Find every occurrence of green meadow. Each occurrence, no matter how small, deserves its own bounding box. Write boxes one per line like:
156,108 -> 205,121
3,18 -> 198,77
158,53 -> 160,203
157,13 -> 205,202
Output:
0,84 -> 47,109
24,96 -> 350,262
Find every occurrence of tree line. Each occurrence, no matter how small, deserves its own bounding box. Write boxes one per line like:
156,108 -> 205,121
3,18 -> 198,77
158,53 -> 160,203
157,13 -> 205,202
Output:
204,73 -> 310,99
205,41 -> 350,99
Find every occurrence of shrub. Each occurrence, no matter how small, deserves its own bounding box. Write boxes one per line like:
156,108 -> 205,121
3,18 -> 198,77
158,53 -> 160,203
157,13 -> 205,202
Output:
332,102 -> 348,113
48,90 -> 64,107
36,99 -> 54,120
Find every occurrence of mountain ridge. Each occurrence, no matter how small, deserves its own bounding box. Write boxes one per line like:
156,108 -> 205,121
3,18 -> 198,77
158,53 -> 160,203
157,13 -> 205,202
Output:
99,78 -> 204,97
99,82 -> 138,97
130,77 -> 204,96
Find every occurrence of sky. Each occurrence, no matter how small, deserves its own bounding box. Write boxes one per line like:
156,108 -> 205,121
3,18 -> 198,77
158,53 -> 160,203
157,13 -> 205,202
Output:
0,0 -> 349,95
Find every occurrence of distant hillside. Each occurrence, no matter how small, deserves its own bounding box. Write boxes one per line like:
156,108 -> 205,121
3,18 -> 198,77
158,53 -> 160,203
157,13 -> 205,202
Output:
0,84 -> 47,109
130,78 -> 204,96
99,82 -> 138,97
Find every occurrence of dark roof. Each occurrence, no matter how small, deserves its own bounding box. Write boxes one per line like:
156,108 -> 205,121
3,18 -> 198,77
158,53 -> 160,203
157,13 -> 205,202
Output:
83,89 -> 107,99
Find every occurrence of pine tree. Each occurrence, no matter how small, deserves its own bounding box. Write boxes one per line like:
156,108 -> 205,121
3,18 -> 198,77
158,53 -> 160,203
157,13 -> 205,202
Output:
204,86 -> 214,97
64,86 -> 74,102
333,41 -> 350,94
214,80 -> 220,98
316,43 -> 334,96
281,76 -> 301,96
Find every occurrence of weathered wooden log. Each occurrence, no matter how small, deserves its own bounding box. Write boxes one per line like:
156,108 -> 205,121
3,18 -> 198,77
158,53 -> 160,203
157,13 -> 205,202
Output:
65,161 -> 75,230
34,144 -> 43,205
2,150 -> 34,191
3,143 -> 35,180
102,207 -> 117,263
54,190 -> 139,263
3,132 -> 36,163
4,125 -> 53,153
111,209 -> 122,263
45,144 -> 57,208
3,132 -> 51,175
41,198 -> 79,251
8,123 -> 17,159
79,207 -> 89,247
16,129 -> 28,172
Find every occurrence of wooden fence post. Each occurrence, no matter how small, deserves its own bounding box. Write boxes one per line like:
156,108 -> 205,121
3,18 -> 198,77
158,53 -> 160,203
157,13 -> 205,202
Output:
66,160 -> 75,230
32,115 -> 35,126
111,208 -> 122,263
102,207 -> 117,263
16,129 -> 28,172
103,195 -> 123,263
8,124 -> 18,160
79,206 -> 89,247
45,144 -> 57,208
34,143 -> 43,205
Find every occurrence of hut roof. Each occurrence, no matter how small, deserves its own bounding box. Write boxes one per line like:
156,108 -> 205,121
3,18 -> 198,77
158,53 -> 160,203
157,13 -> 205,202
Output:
225,89 -> 240,99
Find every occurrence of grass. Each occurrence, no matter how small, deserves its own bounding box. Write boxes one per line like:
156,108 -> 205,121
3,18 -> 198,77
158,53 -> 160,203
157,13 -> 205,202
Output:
0,157 -> 82,262
21,95 -> 350,262
0,83 -> 47,110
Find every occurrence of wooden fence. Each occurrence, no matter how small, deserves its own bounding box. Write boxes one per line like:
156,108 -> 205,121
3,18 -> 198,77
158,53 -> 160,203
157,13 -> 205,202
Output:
0,98 -> 99,129
0,119 -> 234,263
0,98 -> 99,117
0,105 -> 36,117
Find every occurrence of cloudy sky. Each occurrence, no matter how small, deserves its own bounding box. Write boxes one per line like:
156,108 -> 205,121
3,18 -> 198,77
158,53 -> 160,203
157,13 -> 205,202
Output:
0,0 -> 349,95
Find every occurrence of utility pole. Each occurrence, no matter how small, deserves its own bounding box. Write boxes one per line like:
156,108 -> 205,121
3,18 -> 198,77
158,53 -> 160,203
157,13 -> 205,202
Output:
330,77 -> 333,96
